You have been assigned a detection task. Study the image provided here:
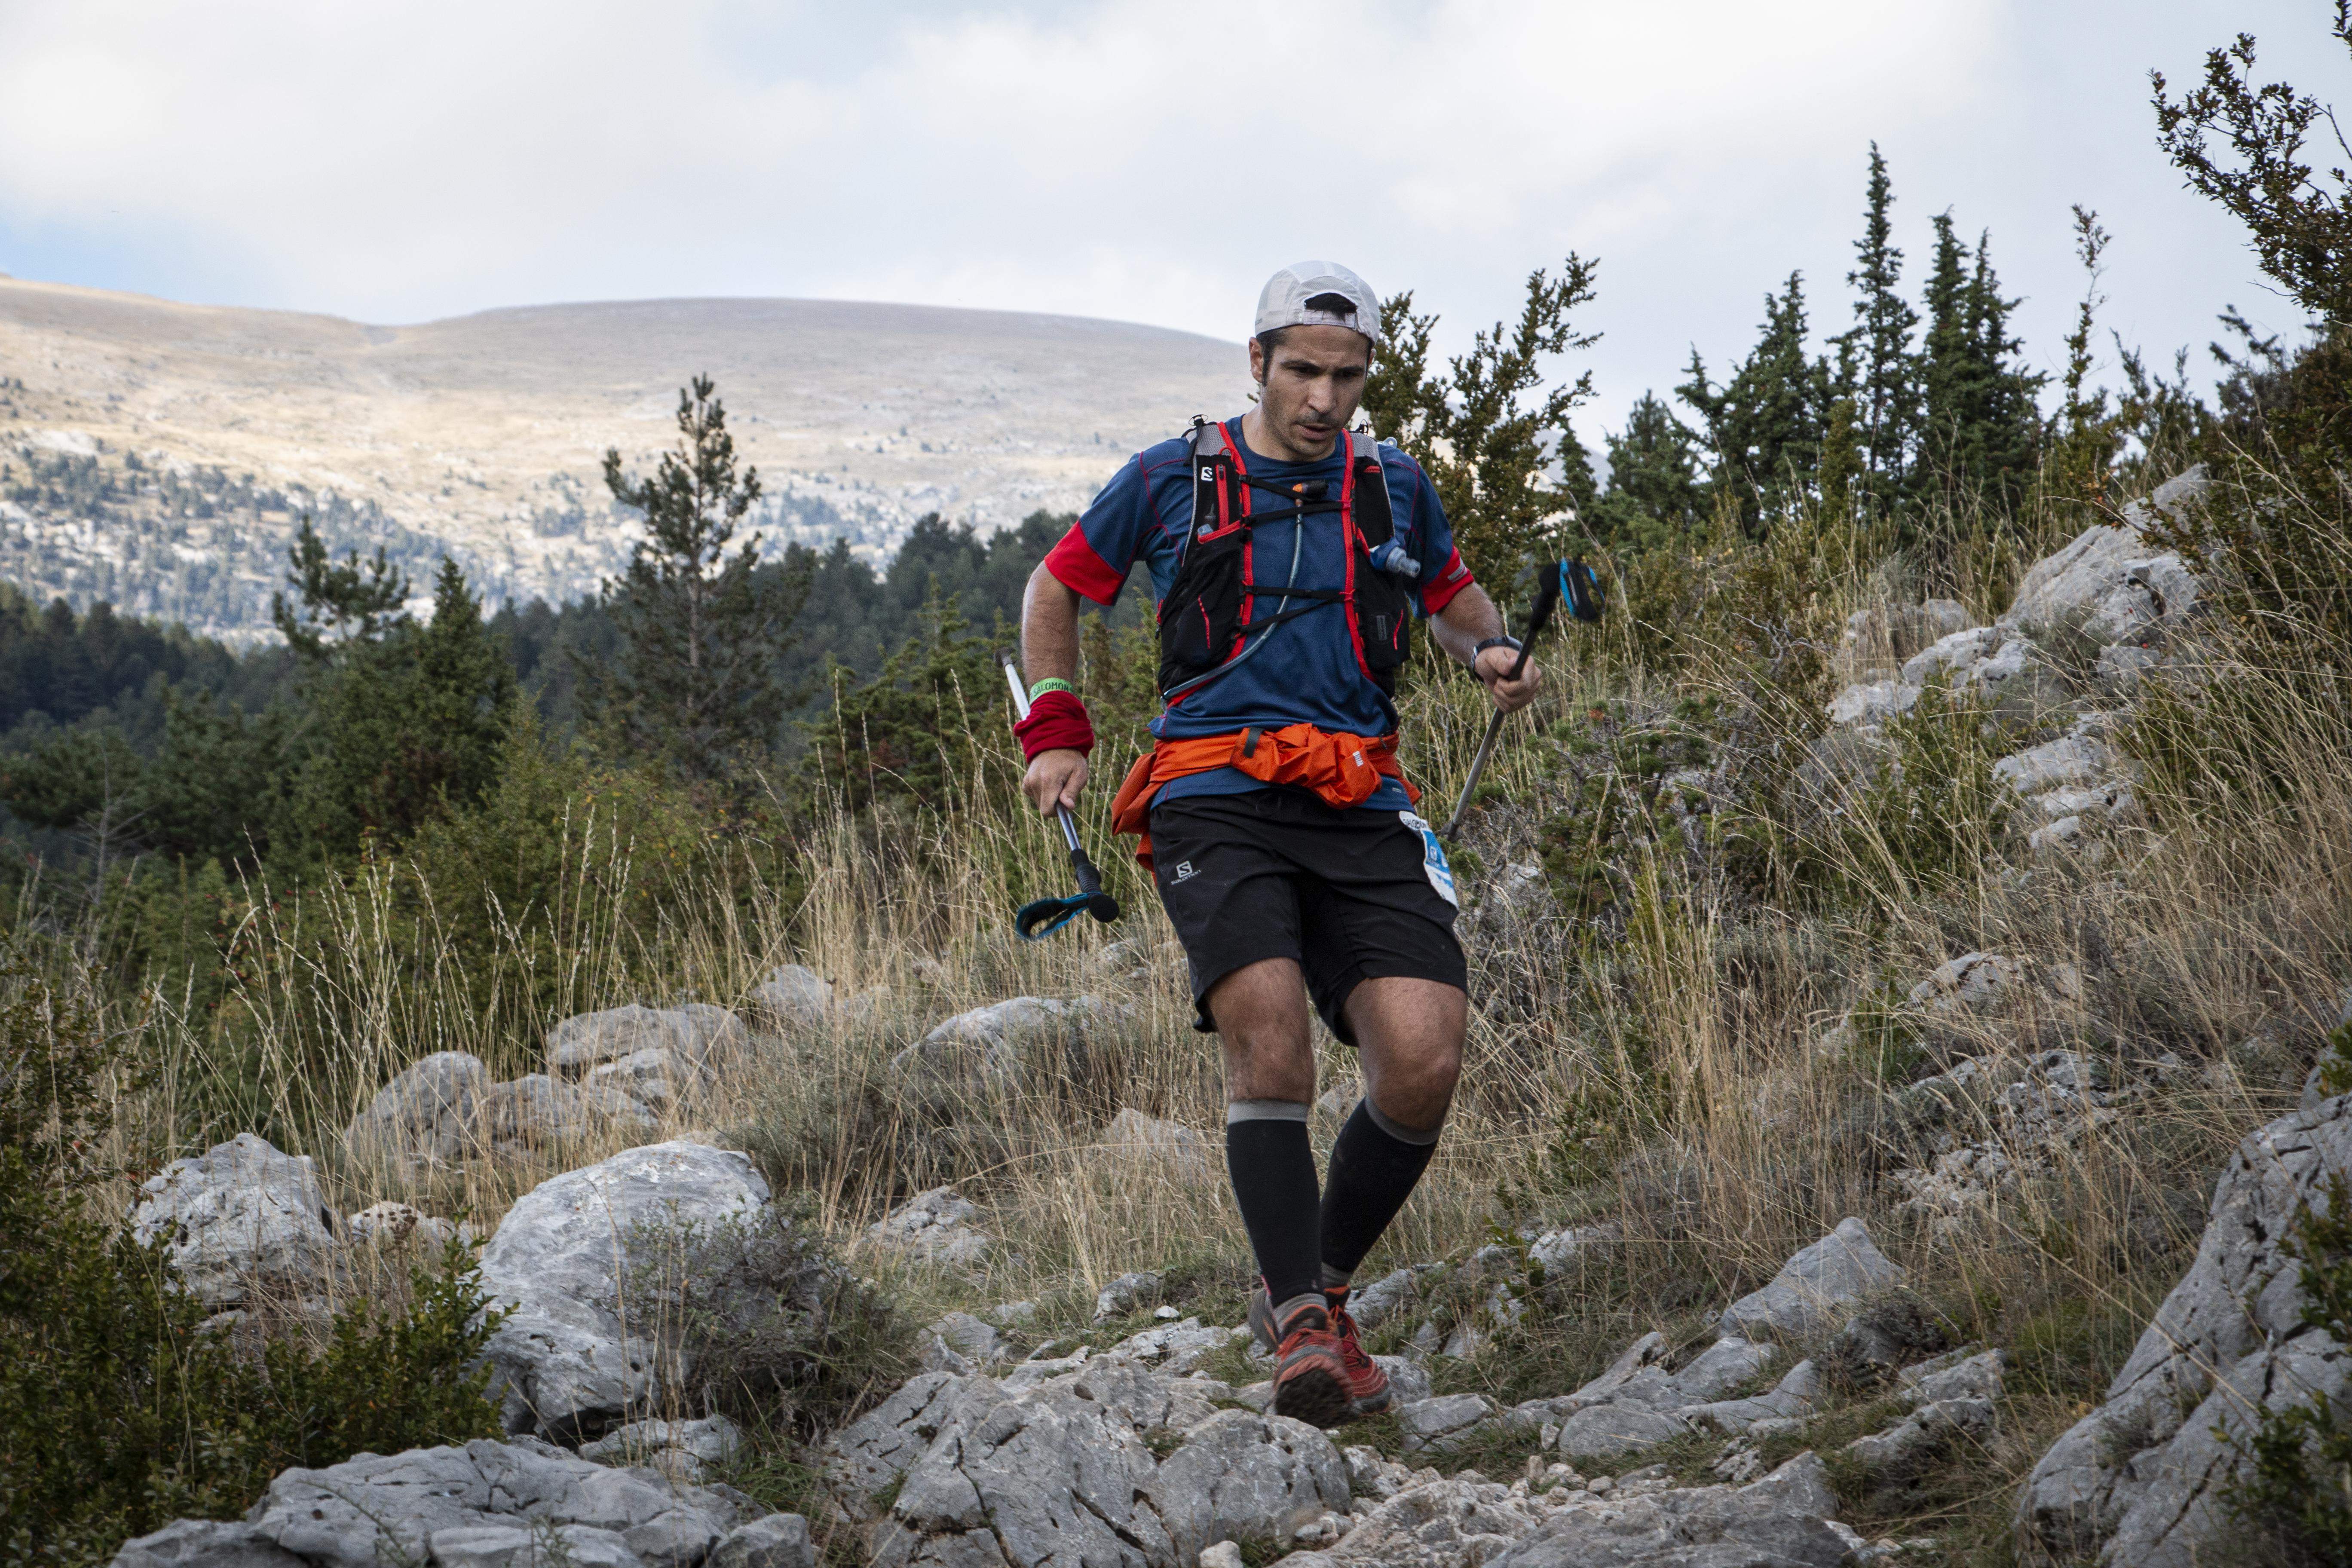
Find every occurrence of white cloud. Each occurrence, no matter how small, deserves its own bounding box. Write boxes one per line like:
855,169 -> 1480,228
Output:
0,0 -> 2316,431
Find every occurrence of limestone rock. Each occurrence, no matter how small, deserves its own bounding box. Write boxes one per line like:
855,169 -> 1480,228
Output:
579,1413 -> 746,1482
1093,1269 -> 1164,1323
1555,1402 -> 1687,1460
548,1003 -> 745,1081
478,1141 -> 777,1439
1102,1108 -> 1216,1179
894,998 -> 1082,1103
868,1361 -> 1324,1568
1102,1317 -> 1230,1374
110,1438 -> 748,1568
480,1072 -> 652,1159
709,1513 -> 815,1568
922,1311 -> 1007,1368
1398,1393 -> 1503,1454
1348,1264 -> 1434,1329
2016,1091 -> 2352,1566
343,1050 -> 490,1171
822,1371 -> 997,1516
1827,679 -> 1921,728
754,965 -> 835,1030
1905,952 -> 2021,1015
1718,1219 -> 1904,1342
866,1187 -> 995,1267
347,1200 -> 462,1249
130,1132 -> 339,1308
2002,478 -> 2203,652
1993,732 -> 2109,796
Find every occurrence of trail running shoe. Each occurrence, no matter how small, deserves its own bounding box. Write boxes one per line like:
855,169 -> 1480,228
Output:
1258,1294 -> 1351,1429
1250,1283 -> 1390,1420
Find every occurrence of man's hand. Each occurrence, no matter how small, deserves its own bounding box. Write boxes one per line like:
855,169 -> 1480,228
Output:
1022,747 -> 1089,816
1474,645 -> 1540,714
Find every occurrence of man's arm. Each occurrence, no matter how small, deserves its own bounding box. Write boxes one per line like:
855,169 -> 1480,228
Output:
1430,582 -> 1540,714
1019,560 -> 1090,815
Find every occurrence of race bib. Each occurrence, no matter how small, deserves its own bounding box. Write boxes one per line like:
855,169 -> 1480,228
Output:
1399,811 -> 1458,908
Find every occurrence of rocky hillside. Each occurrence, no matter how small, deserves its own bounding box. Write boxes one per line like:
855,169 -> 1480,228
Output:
0,276 -> 1241,640
31,452 -> 2352,1568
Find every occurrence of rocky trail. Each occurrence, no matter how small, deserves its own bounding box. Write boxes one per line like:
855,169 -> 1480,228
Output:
99,475 -> 2352,1566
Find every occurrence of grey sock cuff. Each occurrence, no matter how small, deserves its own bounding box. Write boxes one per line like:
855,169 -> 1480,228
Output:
1227,1098 -> 1310,1124
1319,1262 -> 1354,1291
1363,1096 -> 1444,1146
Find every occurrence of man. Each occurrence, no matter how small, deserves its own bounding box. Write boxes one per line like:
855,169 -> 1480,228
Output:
1014,260 -> 1539,1428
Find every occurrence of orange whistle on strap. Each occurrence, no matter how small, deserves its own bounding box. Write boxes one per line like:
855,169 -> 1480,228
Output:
1107,723 -> 1416,869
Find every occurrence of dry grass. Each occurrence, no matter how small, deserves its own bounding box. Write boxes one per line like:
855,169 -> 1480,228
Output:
30,471 -> 2352,1561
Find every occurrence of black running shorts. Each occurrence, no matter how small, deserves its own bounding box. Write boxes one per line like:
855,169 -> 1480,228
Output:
1148,787 -> 1467,1043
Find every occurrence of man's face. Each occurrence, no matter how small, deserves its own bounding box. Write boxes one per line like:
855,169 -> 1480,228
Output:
1249,325 -> 1371,457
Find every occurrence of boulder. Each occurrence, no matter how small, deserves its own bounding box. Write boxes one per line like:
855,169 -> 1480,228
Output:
1826,679 -> 1921,728
2002,490 -> 2203,653
866,1187 -> 995,1267
343,1050 -> 490,1171
130,1133 -> 339,1308
109,1438 -> 752,1568
1717,1219 -> 1904,1342
893,998 -> 1083,1103
477,1141 -> 777,1440
709,1513 -> 815,1568
2016,1092 -> 2352,1566
1347,1265 -> 1433,1329
1555,1402 -> 1688,1460
347,1200 -> 462,1249
548,1004 -> 745,1081
1397,1393 -> 1503,1454
867,1361 -> 1344,1568
481,1072 -> 652,1158
753,965 -> 834,1030
1905,952 -> 2021,1015
1491,1456 -> 1853,1568
1102,1317 -> 1232,1374
579,1414 -> 746,1482
1102,1108 -> 1216,1179
922,1311 -> 1007,1368
1093,1269 -> 1164,1323
1992,732 -> 2109,796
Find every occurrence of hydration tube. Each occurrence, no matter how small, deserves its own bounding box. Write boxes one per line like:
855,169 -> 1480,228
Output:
1158,507 -> 1308,706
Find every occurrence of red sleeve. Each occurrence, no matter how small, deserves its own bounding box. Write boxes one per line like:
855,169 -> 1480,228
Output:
1421,545 -> 1474,615
1044,522 -> 1126,605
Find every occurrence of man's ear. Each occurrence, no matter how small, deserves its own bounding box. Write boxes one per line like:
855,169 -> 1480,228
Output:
1247,336 -> 1267,386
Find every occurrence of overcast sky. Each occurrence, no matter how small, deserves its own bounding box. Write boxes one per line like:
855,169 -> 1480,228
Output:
0,0 -> 2339,438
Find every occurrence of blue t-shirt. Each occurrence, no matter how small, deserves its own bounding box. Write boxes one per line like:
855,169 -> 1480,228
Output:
1043,417 -> 1475,808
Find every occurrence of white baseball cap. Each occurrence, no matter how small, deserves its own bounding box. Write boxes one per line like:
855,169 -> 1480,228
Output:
1253,260 -> 1381,347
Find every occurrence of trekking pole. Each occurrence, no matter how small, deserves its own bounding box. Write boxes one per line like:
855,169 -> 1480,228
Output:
1004,659 -> 1122,940
1439,558 -> 1606,839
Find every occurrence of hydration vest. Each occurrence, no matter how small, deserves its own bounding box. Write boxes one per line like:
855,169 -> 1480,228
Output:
1156,418 -> 1417,704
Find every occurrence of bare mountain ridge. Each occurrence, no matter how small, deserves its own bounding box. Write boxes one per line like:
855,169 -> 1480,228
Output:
0,277 -> 1246,641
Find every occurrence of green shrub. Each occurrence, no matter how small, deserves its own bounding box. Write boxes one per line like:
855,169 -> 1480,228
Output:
0,954 -> 508,1567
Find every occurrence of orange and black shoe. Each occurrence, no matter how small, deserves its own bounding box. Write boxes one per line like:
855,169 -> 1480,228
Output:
1325,1288 -> 1392,1415
1249,1283 -> 1390,1421
1251,1292 -> 1352,1429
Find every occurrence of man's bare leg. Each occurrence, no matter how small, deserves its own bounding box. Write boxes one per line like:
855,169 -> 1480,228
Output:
1320,977 -> 1466,1289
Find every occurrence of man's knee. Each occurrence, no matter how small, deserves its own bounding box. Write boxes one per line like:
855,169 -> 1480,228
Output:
1210,958 -> 1314,1102
1348,977 -> 1466,1132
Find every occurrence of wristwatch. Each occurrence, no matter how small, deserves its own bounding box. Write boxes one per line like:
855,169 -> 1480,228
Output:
1473,636 -> 1523,665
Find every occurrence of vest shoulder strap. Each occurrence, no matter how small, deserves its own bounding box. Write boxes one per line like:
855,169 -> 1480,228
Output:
1347,430 -> 1397,545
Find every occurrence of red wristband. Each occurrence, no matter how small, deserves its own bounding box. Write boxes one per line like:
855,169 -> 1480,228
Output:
1015,688 -> 1094,760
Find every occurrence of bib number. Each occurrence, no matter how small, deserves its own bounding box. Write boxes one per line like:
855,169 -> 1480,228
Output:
1400,811 -> 1457,908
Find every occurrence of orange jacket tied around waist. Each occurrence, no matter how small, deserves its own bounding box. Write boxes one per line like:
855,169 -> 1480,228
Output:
1108,723 -> 1418,870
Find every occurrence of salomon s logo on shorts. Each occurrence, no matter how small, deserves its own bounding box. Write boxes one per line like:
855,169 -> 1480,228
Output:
1399,812 -> 1457,908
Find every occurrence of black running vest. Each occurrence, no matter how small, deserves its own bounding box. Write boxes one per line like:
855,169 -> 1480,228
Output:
1156,420 -> 1414,703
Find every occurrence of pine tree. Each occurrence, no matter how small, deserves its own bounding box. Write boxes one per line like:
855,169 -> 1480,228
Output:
1917,218 -> 2045,513
1363,260 -> 1601,591
1839,145 -> 1922,514
1678,272 -> 1834,538
288,559 -> 517,858
270,518 -> 410,662
585,377 -> 812,778
1591,392 -> 1705,550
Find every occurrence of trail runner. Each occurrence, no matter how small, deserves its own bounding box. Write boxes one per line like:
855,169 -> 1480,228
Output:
1014,261 -> 1541,1428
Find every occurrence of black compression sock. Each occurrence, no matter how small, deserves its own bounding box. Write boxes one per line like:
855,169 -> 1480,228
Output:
1319,1098 -> 1442,1282
1225,1102 -> 1322,1308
